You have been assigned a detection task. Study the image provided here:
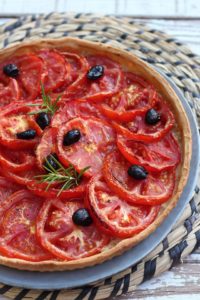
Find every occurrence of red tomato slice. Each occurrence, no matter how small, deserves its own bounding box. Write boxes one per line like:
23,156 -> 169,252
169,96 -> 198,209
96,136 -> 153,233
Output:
38,49 -> 67,92
103,151 -> 175,205
28,179 -> 87,200
55,52 -> 89,94
3,165 -> 61,193
0,190 -> 52,261
98,87 -> 156,122
0,101 -> 42,150
64,55 -> 123,101
35,126 -> 88,198
117,132 -> 181,172
2,159 -> 60,194
86,175 -> 160,238
2,54 -> 44,100
3,162 -> 87,200
124,72 -> 150,88
36,198 -> 109,260
36,127 -> 97,202
63,52 -> 89,90
0,146 -> 36,172
57,117 -> 116,177
0,177 -> 20,207
51,99 -> 107,127
36,127 -> 58,169
98,72 -> 157,122
0,71 -> 20,106
113,100 -> 175,142
3,167 -> 44,187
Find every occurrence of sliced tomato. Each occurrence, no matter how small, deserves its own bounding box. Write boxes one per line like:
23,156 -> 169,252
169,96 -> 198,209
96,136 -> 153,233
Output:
57,117 -> 116,177
1,54 -> 44,100
0,190 -> 52,261
0,146 -> 36,172
86,175 -> 160,238
64,55 -> 123,101
63,52 -> 89,91
3,166 -> 44,187
36,127 -> 58,169
103,151 -> 175,205
28,179 -> 88,200
113,100 -> 175,142
51,99 -> 107,127
124,72 -> 150,88
55,52 -> 89,94
0,177 -> 20,207
15,55 -> 44,100
3,165 -> 61,193
0,71 -> 20,106
98,87 -> 156,122
32,131 -> 89,199
0,101 -> 42,150
38,49 -> 67,92
98,71 -> 158,122
3,162 -> 87,200
117,132 -> 181,172
36,198 -> 109,260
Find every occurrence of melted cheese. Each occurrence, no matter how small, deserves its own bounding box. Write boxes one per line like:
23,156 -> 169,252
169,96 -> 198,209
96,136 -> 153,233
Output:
7,116 -> 29,135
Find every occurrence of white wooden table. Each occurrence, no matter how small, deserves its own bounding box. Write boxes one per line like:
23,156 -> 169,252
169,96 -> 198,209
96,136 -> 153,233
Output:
0,1 -> 200,299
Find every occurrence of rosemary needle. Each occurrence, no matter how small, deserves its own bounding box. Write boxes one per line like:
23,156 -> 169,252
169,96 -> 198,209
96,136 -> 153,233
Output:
28,82 -> 61,116
35,155 -> 90,196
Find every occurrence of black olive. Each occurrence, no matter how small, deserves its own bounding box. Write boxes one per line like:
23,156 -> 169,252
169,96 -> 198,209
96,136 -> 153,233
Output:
36,112 -> 51,130
128,165 -> 148,180
145,108 -> 161,125
16,129 -> 36,140
72,208 -> 93,226
63,129 -> 81,146
87,65 -> 104,80
3,64 -> 19,78
43,153 -> 59,171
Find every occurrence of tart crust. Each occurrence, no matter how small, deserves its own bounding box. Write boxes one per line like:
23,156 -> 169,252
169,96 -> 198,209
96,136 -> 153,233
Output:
0,37 -> 192,271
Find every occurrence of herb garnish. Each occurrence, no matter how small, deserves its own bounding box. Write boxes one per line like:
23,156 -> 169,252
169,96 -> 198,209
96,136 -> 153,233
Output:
35,155 -> 90,196
28,83 -> 61,116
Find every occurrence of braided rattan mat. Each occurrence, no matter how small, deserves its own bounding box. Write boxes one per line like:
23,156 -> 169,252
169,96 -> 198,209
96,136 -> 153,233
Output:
0,12 -> 200,300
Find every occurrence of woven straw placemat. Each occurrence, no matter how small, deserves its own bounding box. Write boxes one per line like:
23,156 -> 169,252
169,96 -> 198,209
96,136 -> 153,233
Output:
0,12 -> 199,300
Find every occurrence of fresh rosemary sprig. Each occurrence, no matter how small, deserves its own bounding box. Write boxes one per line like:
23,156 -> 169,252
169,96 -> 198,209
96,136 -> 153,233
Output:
35,155 -> 90,196
28,82 -> 61,115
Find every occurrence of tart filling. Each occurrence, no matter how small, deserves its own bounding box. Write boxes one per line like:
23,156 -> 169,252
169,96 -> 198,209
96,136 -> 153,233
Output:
0,38 -> 191,271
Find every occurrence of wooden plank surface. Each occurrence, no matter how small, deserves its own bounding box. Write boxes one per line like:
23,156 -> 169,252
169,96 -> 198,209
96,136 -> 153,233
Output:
117,0 -> 200,17
0,0 -> 57,14
137,19 -> 200,54
113,253 -> 200,299
0,1 -> 200,299
0,0 -> 199,17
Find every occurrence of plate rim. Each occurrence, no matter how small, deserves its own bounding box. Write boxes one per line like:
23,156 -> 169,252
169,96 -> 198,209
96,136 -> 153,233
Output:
0,72 -> 199,290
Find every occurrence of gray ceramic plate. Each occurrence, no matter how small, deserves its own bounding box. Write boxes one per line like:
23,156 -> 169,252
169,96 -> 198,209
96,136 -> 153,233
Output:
0,72 -> 199,290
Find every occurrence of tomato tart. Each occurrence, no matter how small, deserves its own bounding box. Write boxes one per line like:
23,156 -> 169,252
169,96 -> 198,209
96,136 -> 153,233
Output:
0,38 -> 191,271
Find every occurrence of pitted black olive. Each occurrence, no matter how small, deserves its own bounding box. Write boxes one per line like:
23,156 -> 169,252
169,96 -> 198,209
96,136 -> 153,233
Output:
63,129 -> 81,146
3,64 -> 19,78
16,129 -> 36,140
87,65 -> 104,80
43,153 -> 59,171
36,112 -> 51,130
128,165 -> 148,180
145,108 -> 161,125
72,208 -> 93,226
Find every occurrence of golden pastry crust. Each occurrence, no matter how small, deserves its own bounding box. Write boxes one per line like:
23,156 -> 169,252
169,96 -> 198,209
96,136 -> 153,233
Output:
0,37 -> 192,271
